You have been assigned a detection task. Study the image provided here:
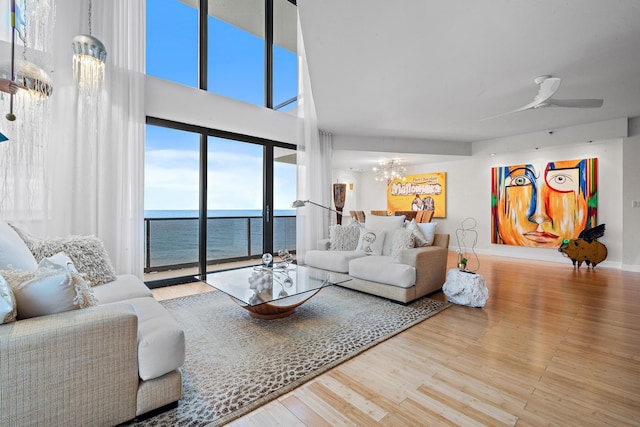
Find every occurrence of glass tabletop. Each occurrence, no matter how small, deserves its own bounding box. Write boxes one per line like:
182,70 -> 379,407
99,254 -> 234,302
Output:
196,265 -> 351,307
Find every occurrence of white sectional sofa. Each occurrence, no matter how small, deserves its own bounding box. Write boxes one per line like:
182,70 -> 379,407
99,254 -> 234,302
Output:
304,215 -> 450,303
0,220 -> 184,426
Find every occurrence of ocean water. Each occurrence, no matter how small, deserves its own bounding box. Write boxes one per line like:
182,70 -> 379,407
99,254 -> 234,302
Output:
144,210 -> 297,269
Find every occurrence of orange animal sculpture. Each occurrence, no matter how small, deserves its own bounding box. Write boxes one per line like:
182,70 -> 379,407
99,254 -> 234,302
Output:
558,224 -> 607,269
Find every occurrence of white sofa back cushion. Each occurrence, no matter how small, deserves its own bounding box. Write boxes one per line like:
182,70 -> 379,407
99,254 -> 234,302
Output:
364,215 -> 406,255
0,220 -> 37,271
416,222 -> 437,246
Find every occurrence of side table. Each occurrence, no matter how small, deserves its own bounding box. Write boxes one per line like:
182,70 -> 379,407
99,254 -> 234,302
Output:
442,268 -> 489,307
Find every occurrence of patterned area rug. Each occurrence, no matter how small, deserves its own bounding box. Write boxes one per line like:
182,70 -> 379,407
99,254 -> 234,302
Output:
132,286 -> 450,427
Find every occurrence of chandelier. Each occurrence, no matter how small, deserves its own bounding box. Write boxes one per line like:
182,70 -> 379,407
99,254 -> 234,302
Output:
373,160 -> 407,183
1,0 -> 54,121
72,0 -> 107,91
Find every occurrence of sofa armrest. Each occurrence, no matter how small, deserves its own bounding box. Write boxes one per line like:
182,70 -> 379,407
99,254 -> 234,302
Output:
399,246 -> 449,296
317,238 -> 331,250
0,304 -> 140,426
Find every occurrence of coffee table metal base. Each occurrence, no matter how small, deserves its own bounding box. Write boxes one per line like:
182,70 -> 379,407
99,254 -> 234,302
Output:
231,288 -> 323,319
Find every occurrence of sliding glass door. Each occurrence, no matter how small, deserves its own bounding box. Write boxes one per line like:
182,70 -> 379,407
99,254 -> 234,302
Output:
206,137 -> 265,267
144,119 -> 296,286
273,146 -> 297,260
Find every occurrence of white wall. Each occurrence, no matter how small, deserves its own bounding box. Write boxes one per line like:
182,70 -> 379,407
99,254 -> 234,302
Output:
145,76 -> 299,145
622,118 -> 640,271
351,119 -> 638,270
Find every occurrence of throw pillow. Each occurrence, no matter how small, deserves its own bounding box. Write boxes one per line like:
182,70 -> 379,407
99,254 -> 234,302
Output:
0,274 -> 17,324
356,228 -> 386,256
3,262 -> 97,320
364,215 -> 406,256
24,235 -> 117,286
416,222 -> 437,246
390,228 -> 416,259
406,219 -> 429,246
329,222 -> 361,251
0,220 -> 37,271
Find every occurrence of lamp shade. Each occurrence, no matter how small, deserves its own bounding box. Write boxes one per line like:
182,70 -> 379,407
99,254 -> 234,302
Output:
72,34 -> 107,90
0,60 -> 53,98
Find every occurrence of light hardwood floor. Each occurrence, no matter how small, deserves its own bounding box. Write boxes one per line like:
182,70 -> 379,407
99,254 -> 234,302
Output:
153,253 -> 640,426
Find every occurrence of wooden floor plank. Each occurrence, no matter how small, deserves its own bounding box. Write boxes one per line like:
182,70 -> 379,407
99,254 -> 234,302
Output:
158,252 -> 640,426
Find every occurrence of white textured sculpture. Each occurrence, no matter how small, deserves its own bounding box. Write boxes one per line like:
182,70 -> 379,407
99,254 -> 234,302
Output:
443,269 -> 489,307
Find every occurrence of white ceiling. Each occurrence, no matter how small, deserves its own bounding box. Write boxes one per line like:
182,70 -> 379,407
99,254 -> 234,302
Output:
298,0 -> 640,167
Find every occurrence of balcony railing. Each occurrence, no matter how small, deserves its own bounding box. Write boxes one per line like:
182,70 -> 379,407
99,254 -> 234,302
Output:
144,215 -> 296,274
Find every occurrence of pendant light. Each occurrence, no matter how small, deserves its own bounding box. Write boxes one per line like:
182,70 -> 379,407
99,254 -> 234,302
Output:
71,0 -> 107,91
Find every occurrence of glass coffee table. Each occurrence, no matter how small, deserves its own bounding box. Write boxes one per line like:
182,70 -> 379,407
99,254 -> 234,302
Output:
197,265 -> 351,319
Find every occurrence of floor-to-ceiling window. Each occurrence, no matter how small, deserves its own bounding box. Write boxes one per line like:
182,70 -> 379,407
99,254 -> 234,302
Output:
146,0 -> 297,109
146,0 -> 198,87
144,126 -> 201,276
144,119 -> 297,285
145,1 -> 298,285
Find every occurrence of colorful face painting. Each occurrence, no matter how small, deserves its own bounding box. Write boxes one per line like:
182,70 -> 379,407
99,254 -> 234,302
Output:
491,158 -> 597,248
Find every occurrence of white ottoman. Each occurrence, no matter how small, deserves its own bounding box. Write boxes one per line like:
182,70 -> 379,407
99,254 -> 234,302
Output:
442,269 -> 489,307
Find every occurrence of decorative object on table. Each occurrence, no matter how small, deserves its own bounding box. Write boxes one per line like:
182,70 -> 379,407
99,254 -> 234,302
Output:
443,269 -> 489,307
559,224 -> 607,269
332,183 -> 346,225
456,217 -> 479,272
261,252 -> 273,268
277,249 -> 294,266
248,269 -> 273,293
72,0 -> 107,92
0,132 -> 7,142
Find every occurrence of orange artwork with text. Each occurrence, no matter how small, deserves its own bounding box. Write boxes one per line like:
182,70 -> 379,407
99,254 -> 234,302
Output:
387,172 -> 446,218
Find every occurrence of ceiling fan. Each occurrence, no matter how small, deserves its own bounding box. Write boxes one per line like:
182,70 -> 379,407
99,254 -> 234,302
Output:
482,75 -> 604,121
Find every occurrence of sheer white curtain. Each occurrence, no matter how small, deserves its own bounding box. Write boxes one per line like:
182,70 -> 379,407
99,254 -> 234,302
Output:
296,10 -> 333,263
46,0 -> 145,277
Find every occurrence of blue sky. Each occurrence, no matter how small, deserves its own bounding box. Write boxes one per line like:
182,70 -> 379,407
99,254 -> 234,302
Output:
145,1 -> 297,212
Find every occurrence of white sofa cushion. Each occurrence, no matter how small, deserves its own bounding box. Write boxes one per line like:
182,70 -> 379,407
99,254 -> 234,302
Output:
92,274 -> 153,304
0,220 -> 37,271
0,274 -> 17,324
23,234 -> 117,285
416,222 -> 437,246
124,297 -> 185,381
356,228 -> 386,256
348,256 -> 416,288
365,215 -> 406,255
329,223 -> 361,251
406,219 -> 429,246
390,228 -> 416,259
304,250 -> 366,273
4,263 -> 97,320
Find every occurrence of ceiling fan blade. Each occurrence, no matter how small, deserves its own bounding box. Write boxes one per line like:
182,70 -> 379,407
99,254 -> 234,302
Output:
547,98 -> 604,108
480,98 -> 540,121
534,77 -> 561,104
482,76 -> 562,121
